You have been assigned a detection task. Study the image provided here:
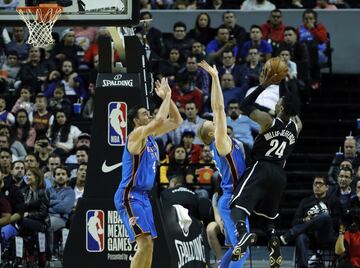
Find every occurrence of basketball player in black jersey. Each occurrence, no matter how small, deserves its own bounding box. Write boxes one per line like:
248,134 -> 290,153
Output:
230,62 -> 303,268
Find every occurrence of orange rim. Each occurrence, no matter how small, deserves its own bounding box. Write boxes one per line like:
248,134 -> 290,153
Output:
16,4 -> 63,23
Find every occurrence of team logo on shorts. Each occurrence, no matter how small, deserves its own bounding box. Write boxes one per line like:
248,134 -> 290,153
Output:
86,210 -> 105,252
108,102 -> 127,146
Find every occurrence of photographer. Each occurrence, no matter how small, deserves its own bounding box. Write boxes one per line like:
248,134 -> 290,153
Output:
335,179 -> 360,268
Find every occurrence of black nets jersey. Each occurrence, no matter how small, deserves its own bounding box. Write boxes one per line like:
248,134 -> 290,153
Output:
252,117 -> 299,163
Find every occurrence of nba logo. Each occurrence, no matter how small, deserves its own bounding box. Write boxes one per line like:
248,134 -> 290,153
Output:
108,102 -> 127,146
86,210 -> 105,252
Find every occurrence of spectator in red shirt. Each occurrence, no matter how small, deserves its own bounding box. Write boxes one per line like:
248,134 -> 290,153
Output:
181,130 -> 202,164
172,75 -> 204,113
261,9 -> 286,50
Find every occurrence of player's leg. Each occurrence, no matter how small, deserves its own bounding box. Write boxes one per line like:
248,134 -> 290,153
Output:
230,162 -> 265,259
131,234 -> 153,268
206,221 -> 223,260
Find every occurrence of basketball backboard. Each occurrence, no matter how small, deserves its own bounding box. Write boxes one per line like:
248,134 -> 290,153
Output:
0,0 -> 139,26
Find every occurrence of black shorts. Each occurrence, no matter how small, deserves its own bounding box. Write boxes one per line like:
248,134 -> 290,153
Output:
230,161 -> 287,219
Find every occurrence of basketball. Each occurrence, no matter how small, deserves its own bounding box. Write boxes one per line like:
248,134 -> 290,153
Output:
264,57 -> 288,84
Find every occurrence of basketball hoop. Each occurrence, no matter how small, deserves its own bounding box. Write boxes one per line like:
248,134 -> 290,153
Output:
16,4 -> 63,48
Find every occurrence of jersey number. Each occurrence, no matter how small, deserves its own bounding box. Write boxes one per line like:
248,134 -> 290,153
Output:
265,139 -> 287,158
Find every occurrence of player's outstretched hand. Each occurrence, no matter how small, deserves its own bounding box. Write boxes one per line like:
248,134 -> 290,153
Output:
198,60 -> 218,77
155,78 -> 171,99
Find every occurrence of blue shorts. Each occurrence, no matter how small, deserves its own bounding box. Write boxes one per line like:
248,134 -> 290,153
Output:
218,192 -> 249,247
114,189 -> 157,243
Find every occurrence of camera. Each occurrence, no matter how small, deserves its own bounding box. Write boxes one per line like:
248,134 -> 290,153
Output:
39,142 -> 49,148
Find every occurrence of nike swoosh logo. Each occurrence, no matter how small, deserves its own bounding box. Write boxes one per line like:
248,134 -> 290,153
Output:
101,161 -> 123,173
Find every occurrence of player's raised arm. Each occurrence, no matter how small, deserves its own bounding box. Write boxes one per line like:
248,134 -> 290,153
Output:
127,89 -> 171,154
153,78 -> 183,136
239,60 -> 283,133
198,60 -> 231,156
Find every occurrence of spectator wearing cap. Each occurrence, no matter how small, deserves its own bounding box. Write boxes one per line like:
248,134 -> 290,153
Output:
181,130 -> 202,164
50,28 -> 85,68
65,132 -> 91,165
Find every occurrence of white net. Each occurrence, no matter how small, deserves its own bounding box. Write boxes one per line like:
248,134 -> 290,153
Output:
17,7 -> 62,48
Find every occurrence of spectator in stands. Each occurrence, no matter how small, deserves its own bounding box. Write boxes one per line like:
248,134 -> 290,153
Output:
202,0 -> 231,9
222,11 -> 247,51
11,86 -> 34,115
83,28 -> 112,67
171,74 -> 203,113
181,130 -> 202,164
241,25 -> 272,62
298,9 -> 329,89
280,176 -> 342,268
30,93 -> 54,136
191,41 -> 208,62
0,174 -> 11,229
279,47 -> 298,80
44,154 -> 61,187
73,26 -> 98,52
186,144 -> 216,195
20,166 -> 49,267
315,0 -> 338,9
206,25 -> 238,65
24,153 -> 40,170
226,100 -> 260,148
221,73 -> 247,107
177,55 -> 210,100
82,82 -> 95,119
12,109 -> 36,150
34,136 -> 53,170
1,51 -> 20,89
241,0 -> 276,10
329,136 -> 360,185
335,179 -> 360,268
187,12 -> 216,46
69,146 -> 89,178
0,96 -> 14,125
261,9 -> 286,51
166,145 -> 189,181
0,127 -> 27,161
45,59 -> 87,100
242,47 -> 264,88
161,175 -> 201,219
48,82 -> 72,116
163,22 -> 194,60
65,133 -> 91,165
280,26 -> 311,99
48,110 -> 82,157
8,160 -> 26,189
69,163 -> 87,208
329,168 -> 355,211
158,48 -> 183,80
5,27 -> 30,62
217,50 -> 246,88
139,11 -> 163,57
16,47 -> 54,92
51,28 -> 85,68
0,164 -> 25,243
46,166 -> 75,257
174,101 -> 205,145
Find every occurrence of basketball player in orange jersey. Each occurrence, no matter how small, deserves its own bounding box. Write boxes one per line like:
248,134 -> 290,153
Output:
230,58 -> 303,268
114,78 -> 182,268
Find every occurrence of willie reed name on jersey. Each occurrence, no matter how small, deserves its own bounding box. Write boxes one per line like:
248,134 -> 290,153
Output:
264,129 -> 296,145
